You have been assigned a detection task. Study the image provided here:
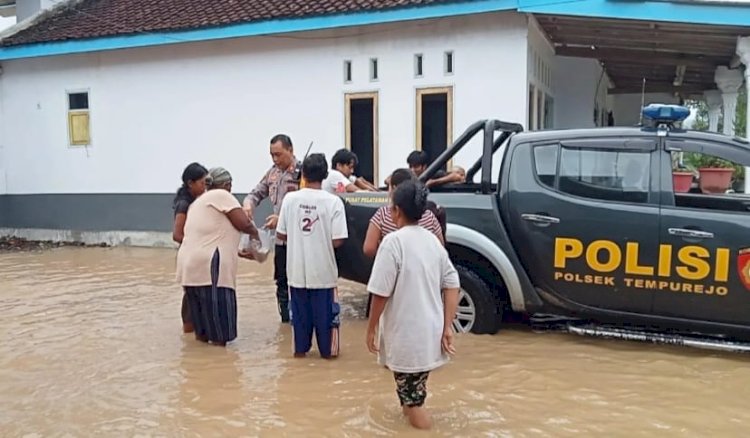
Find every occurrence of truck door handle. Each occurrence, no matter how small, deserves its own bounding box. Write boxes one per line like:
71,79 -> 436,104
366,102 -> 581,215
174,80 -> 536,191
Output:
521,213 -> 560,225
668,228 -> 714,239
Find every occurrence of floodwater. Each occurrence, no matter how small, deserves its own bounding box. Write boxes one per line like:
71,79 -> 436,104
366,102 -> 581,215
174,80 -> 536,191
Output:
1,247 -> 750,437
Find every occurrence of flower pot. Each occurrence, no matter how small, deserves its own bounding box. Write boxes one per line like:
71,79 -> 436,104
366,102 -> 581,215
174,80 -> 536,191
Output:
672,172 -> 693,193
698,168 -> 734,194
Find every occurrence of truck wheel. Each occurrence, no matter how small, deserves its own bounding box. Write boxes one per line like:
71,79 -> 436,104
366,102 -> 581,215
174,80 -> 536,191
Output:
455,265 -> 503,335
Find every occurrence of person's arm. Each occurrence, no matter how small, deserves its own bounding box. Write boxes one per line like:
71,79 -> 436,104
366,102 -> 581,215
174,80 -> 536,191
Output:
172,199 -> 190,243
366,294 -> 388,353
441,287 -> 460,354
172,212 -> 187,243
242,169 -> 271,218
227,208 -> 259,239
426,171 -> 465,188
354,177 -> 378,192
365,239 -> 398,353
426,212 -> 445,246
363,208 -> 384,258
276,197 -> 289,242
363,222 -> 382,258
331,198 -> 349,248
440,252 -> 461,355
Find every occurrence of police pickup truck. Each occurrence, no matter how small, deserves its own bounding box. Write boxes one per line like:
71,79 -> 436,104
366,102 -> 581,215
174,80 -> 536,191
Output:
335,105 -> 750,350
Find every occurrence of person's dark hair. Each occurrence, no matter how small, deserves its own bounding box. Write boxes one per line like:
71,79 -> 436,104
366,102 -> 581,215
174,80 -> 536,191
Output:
302,153 -> 329,183
173,162 -> 208,206
331,148 -> 358,170
406,150 -> 429,167
392,180 -> 428,223
390,168 -> 415,188
270,134 -> 293,150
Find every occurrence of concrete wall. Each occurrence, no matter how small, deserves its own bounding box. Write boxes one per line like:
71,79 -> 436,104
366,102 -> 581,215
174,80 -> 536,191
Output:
16,0 -> 54,22
553,56 -> 611,129
0,12 -> 529,199
526,17 -> 555,130
0,193 -> 273,231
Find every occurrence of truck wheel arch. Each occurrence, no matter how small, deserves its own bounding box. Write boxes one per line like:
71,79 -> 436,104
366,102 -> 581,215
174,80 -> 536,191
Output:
445,224 -> 525,312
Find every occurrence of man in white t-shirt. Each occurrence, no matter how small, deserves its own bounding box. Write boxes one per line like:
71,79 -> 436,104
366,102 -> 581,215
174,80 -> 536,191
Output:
323,148 -> 377,193
277,153 -> 349,358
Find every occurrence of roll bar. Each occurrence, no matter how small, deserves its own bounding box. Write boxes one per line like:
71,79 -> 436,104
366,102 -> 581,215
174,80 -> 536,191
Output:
418,119 -> 523,194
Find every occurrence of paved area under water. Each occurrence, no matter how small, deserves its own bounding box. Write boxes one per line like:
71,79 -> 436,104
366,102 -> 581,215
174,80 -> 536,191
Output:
1,247 -> 749,437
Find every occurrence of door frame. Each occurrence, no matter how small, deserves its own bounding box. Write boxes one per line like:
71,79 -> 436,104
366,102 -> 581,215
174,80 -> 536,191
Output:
415,86 -> 454,169
344,91 -> 379,185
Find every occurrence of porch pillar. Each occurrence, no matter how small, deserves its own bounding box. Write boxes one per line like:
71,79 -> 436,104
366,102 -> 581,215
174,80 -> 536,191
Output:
736,36 -> 750,194
714,66 -> 743,137
703,90 -> 722,133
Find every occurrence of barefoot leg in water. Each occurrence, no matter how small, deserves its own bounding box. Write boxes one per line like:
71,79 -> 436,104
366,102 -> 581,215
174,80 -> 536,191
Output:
404,406 -> 432,430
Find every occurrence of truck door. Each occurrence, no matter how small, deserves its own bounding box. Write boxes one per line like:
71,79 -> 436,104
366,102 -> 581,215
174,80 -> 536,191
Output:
653,138 -> 750,325
506,138 -> 660,315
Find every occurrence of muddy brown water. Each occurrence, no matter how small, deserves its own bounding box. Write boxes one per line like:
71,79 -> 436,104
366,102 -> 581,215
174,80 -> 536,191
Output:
1,247 -> 749,437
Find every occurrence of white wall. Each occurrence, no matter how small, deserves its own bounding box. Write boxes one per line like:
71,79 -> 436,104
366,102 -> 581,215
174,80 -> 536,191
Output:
0,12 -> 529,194
16,0 -> 54,22
611,92 -> 681,127
526,17 -> 555,130
553,56 -> 610,129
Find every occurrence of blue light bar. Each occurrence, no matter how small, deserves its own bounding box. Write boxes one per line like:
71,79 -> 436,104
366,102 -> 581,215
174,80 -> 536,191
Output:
641,104 -> 690,123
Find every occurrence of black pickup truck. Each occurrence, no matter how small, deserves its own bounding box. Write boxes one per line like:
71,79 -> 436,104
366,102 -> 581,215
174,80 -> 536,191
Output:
335,105 -> 750,347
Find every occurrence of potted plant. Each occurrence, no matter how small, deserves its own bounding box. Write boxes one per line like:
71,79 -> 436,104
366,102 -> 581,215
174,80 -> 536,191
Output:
686,153 -> 737,194
671,153 -> 694,193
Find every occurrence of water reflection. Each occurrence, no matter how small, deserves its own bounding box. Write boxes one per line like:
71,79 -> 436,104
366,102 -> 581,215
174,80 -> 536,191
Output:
178,342 -> 245,429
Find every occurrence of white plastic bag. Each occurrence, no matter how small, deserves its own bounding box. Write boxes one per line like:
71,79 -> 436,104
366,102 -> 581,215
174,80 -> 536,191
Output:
239,227 -> 273,263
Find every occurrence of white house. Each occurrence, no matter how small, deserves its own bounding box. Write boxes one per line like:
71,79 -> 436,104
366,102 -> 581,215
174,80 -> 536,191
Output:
0,0 -> 749,246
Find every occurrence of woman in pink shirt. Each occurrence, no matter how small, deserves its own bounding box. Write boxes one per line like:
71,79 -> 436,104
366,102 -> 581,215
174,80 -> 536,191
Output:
363,168 -> 443,258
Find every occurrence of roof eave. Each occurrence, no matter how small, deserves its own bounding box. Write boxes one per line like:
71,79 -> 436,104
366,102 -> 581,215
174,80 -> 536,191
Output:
0,0 -> 517,61
518,0 -> 750,27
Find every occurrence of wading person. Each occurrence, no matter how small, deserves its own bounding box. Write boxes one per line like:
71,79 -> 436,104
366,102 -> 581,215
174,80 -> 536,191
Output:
242,134 -> 301,323
363,168 -> 444,318
176,167 -> 259,346
172,162 -> 209,333
366,180 -> 460,430
276,153 -> 348,359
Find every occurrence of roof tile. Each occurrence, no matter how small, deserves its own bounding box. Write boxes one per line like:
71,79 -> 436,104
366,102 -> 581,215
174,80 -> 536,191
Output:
2,0 -> 459,47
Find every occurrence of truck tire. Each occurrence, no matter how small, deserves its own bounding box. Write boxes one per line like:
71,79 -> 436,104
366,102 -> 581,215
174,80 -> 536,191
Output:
455,265 -> 503,335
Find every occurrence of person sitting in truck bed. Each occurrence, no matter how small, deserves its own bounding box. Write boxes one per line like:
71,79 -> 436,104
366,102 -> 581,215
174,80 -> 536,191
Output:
323,149 -> 378,194
425,165 -> 466,189
399,150 -> 465,189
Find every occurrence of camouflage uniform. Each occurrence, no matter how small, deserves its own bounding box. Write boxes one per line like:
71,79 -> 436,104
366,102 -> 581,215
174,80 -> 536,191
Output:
393,372 -> 430,407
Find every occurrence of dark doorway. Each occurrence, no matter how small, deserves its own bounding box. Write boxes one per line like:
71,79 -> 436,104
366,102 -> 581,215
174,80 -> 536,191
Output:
417,87 -> 452,171
345,93 -> 378,184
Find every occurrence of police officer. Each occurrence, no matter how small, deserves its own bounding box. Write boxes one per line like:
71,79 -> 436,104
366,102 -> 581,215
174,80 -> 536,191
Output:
243,134 -> 302,323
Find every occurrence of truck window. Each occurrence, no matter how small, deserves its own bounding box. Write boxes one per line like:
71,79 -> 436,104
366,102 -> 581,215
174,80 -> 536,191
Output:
533,144 -> 558,187
670,150 -> 748,213
545,147 -> 651,203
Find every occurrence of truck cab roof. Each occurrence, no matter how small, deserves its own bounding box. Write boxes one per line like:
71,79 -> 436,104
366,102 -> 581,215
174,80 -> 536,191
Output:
510,126 -> 750,149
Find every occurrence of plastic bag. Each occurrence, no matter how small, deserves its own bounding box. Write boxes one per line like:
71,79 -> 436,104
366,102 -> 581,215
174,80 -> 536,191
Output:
239,227 -> 274,263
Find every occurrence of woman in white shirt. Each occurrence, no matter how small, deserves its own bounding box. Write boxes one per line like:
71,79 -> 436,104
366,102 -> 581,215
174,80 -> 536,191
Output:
366,180 -> 460,430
